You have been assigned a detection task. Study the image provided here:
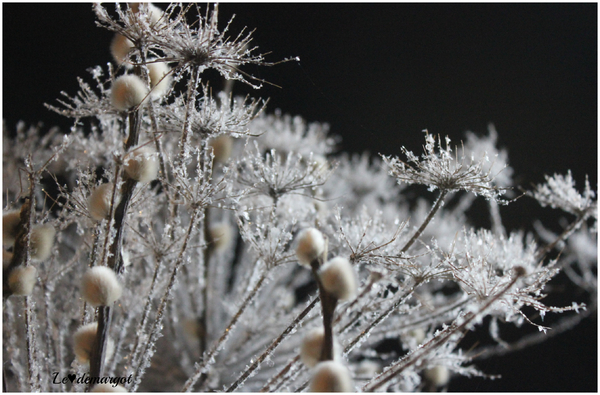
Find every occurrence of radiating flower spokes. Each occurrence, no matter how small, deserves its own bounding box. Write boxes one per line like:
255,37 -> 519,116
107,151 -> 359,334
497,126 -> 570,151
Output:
383,130 -> 508,201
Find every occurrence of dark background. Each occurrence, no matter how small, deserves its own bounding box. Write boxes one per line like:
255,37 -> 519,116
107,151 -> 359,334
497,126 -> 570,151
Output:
3,3 -> 597,392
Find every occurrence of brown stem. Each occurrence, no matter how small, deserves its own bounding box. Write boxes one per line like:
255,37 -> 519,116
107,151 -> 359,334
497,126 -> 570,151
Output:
400,189 -> 447,255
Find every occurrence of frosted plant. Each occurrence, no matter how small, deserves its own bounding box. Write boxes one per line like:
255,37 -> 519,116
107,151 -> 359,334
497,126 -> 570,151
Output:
3,3 -> 596,393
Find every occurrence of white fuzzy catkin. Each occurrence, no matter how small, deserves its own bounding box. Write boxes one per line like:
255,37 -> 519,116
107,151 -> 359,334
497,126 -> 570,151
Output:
90,383 -> 127,392
148,62 -> 172,100
111,74 -> 149,111
309,361 -> 354,392
318,257 -> 357,301
209,135 -> 233,164
209,222 -> 233,252
73,322 -> 115,363
3,210 -> 21,246
300,328 -> 340,368
88,183 -> 114,221
110,34 -> 134,66
424,365 -> 450,387
123,146 -> 159,183
81,266 -> 123,306
30,224 -> 56,262
8,266 -> 37,296
296,228 -> 325,266
131,3 -> 164,24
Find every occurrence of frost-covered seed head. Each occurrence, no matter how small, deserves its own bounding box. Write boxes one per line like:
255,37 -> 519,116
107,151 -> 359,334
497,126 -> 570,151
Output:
73,322 -> 115,363
300,327 -> 341,368
209,135 -> 233,164
3,210 -> 21,246
124,146 -> 159,183
309,361 -> 353,392
424,365 -> 450,387
318,257 -> 357,301
30,224 -> 56,262
88,183 -> 114,221
296,228 -> 325,266
111,74 -> 149,111
8,266 -> 37,296
209,222 -> 233,252
81,266 -> 123,306
90,383 -> 127,392
148,62 -> 172,100
110,34 -> 134,66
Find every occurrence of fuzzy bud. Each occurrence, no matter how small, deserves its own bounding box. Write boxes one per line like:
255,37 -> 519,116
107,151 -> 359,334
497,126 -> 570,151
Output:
208,222 -> 233,252
110,34 -> 134,66
30,224 -> 56,262
296,228 -> 325,266
318,257 -> 357,301
81,266 -> 123,306
8,265 -> 37,296
73,322 -> 114,363
424,365 -> 450,387
209,135 -> 233,164
309,361 -> 353,392
111,74 -> 149,111
3,249 -> 13,270
90,383 -> 127,392
300,327 -> 340,368
3,210 -> 21,246
130,3 -> 164,24
148,62 -> 172,100
88,183 -> 114,221
124,146 -> 159,183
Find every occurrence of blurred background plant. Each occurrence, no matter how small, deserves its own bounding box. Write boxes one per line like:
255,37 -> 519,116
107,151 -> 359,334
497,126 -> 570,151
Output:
3,3 -> 597,392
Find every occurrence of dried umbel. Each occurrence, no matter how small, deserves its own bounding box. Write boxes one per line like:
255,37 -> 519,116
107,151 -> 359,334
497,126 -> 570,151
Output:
81,266 -> 123,307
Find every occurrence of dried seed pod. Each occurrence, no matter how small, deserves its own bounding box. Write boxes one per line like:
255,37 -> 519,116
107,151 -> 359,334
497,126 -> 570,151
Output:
90,383 -> 127,392
424,365 -> 450,387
